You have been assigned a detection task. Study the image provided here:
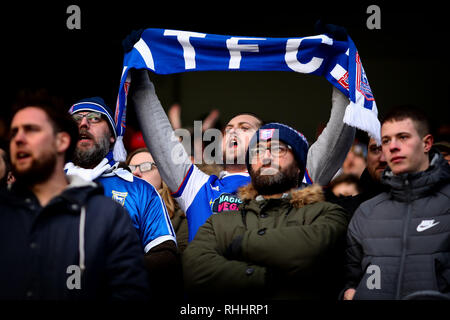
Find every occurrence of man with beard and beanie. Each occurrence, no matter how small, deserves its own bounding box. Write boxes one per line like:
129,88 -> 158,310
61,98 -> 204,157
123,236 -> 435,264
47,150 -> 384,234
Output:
343,106 -> 450,300
0,96 -> 150,300
64,97 -> 180,298
182,122 -> 350,300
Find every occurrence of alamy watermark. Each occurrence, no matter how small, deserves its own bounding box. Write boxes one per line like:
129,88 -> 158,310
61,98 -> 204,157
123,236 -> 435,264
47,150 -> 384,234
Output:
67,5 -> 381,31
366,5 -> 381,30
66,5 -> 81,30
66,265 -> 82,290
366,264 -> 381,290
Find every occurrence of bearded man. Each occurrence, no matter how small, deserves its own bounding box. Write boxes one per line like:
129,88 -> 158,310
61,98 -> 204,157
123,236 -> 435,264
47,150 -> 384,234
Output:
65,97 -> 180,298
0,96 -> 150,300
182,122 -> 350,300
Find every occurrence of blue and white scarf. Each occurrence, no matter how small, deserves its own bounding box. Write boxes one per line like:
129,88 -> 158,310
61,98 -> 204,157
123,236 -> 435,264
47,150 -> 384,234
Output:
115,28 -> 380,148
65,151 -> 134,182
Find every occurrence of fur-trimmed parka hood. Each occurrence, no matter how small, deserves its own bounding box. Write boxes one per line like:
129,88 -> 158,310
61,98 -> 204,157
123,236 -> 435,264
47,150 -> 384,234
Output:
238,183 -> 325,209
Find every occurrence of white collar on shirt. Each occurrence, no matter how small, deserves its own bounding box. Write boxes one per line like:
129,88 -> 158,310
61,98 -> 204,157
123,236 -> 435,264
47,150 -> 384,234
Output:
219,170 -> 250,179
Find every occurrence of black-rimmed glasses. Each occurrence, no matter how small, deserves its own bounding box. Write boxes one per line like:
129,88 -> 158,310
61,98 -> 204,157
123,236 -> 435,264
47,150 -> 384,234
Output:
249,143 -> 292,159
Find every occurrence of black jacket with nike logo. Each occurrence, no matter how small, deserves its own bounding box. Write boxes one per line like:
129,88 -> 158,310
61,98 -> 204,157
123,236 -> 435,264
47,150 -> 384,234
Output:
344,149 -> 450,300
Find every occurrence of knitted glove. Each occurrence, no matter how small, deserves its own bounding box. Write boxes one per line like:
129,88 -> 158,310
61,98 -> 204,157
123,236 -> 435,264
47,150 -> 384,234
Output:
314,20 -> 348,41
122,29 -> 145,53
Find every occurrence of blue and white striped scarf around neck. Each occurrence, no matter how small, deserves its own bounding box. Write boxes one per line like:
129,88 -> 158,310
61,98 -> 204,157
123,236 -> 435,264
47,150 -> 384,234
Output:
64,151 -> 133,182
115,28 -> 380,147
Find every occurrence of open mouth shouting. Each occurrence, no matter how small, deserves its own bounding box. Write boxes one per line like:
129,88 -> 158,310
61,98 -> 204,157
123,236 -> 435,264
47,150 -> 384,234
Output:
228,136 -> 240,149
78,130 -> 94,146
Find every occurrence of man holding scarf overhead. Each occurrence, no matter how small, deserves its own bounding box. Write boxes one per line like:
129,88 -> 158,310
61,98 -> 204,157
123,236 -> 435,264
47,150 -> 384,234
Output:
118,24 -> 379,242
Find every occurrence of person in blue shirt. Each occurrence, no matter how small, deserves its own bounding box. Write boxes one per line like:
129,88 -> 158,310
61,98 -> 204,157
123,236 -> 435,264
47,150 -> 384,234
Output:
65,97 -> 180,297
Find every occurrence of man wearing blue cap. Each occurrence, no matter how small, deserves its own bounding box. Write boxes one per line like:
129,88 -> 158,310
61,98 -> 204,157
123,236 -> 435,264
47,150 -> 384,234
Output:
182,122 -> 350,300
65,97 -> 180,297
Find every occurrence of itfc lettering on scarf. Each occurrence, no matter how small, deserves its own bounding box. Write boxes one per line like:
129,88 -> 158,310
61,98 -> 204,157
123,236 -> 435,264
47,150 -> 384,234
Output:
115,28 -> 380,144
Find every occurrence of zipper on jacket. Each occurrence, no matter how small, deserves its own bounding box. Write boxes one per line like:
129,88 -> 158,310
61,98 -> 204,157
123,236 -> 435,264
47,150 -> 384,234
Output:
395,178 -> 412,300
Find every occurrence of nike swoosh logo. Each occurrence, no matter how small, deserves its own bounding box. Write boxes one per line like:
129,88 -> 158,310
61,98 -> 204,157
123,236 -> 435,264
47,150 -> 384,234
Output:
416,220 -> 440,232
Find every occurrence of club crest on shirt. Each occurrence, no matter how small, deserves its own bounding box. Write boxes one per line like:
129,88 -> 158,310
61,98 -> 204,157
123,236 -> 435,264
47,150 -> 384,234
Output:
111,190 -> 128,207
211,193 -> 243,213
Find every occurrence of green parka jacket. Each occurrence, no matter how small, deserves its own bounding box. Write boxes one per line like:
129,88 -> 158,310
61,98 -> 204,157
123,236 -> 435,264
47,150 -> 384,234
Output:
182,184 -> 350,300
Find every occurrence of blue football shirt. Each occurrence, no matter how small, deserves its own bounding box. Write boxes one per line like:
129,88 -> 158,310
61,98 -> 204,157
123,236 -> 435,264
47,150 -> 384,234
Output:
97,174 -> 176,253
171,165 -> 251,242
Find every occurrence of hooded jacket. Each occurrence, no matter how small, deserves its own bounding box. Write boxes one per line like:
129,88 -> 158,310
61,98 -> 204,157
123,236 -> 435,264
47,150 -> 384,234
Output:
345,150 -> 450,300
182,184 -> 350,300
0,175 -> 150,300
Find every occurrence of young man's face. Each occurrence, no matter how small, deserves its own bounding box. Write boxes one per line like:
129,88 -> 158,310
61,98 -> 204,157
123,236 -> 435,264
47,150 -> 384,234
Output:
9,107 -> 63,184
72,111 -> 115,168
381,118 -> 432,175
366,138 -> 387,181
222,114 -> 260,166
248,140 -> 300,195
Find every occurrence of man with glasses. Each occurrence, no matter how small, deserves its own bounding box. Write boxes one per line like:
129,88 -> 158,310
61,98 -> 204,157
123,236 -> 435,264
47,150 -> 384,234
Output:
182,122 -> 350,299
65,97 -> 179,297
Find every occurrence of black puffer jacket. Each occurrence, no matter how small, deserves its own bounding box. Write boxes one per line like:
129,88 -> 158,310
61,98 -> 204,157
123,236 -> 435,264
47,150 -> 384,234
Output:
0,175 -> 150,300
345,150 -> 450,300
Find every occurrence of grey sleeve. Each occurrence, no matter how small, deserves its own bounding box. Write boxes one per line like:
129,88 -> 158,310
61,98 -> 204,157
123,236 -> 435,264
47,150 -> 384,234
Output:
306,87 -> 356,186
129,69 -> 192,192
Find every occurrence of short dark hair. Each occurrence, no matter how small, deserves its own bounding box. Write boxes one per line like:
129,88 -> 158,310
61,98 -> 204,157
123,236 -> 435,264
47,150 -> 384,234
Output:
11,89 -> 79,162
381,105 -> 430,138
329,173 -> 362,194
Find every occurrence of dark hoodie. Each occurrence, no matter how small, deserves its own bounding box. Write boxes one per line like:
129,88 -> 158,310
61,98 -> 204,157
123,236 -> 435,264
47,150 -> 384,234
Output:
0,175 -> 150,300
